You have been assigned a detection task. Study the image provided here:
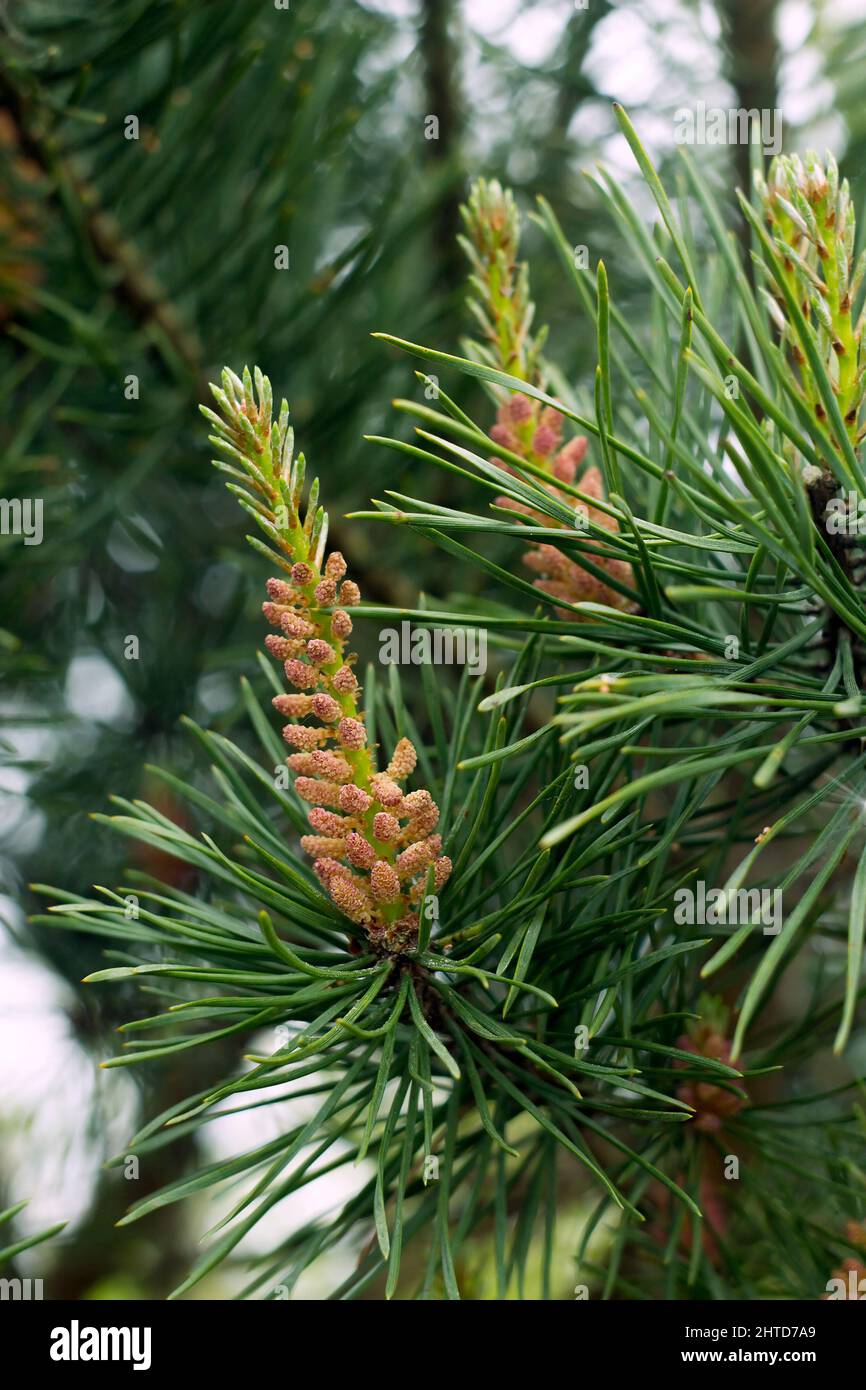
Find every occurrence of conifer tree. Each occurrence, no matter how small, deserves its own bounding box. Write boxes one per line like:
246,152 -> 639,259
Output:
34,108 -> 866,1299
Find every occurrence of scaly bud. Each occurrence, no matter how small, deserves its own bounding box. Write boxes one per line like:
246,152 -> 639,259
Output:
286,752 -> 317,775
307,807 -> 348,836
332,665 -> 358,694
311,748 -> 353,782
371,860 -> 401,903
311,692 -> 341,723
295,777 -> 343,807
331,609 -> 353,638
346,831 -> 377,869
532,424 -> 558,457
373,812 -> 400,842
339,783 -> 372,814
401,789 -> 439,835
396,840 -> 435,879
281,613 -> 315,639
313,857 -> 351,885
283,724 -> 328,751
265,634 -> 295,661
338,716 -> 366,749
328,873 -> 373,925
284,659 -> 319,690
266,577 -> 294,603
306,638 -> 336,665
272,693 -> 313,718
291,562 -> 315,586
504,394 -> 533,424
386,737 -> 417,781
325,551 -> 347,580
371,773 -> 403,807
301,834 -> 348,858
433,856 -> 453,890
314,578 -> 337,605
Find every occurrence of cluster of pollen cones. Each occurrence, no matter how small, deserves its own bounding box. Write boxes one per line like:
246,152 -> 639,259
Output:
263,555 -> 451,954
203,364 -> 452,956
490,392 -> 634,616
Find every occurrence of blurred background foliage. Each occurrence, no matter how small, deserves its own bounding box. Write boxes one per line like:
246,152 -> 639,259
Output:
1,0 -> 866,1298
